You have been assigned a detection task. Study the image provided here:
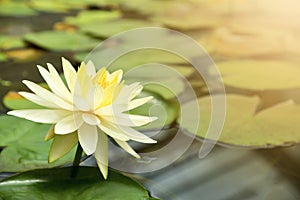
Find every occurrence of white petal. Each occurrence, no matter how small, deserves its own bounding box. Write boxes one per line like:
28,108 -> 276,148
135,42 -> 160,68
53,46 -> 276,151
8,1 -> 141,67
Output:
94,130 -> 108,179
23,80 -> 73,110
55,113 -> 83,134
113,139 -> 140,158
19,91 -> 59,108
76,62 -> 93,98
7,109 -> 69,124
127,96 -> 153,110
102,113 -> 157,127
82,113 -> 100,125
114,83 -> 142,105
62,57 -> 76,93
117,125 -> 157,144
78,123 -> 98,155
86,60 -> 96,76
37,65 -> 71,102
92,86 -> 104,110
98,122 -> 129,141
47,63 -> 72,101
73,94 -> 89,111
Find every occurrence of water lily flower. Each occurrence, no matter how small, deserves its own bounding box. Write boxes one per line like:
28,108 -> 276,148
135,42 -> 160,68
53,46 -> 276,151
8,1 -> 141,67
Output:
8,57 -> 157,179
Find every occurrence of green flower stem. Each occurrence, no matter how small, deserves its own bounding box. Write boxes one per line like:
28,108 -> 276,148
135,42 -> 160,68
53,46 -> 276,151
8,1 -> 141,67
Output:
71,143 -> 83,178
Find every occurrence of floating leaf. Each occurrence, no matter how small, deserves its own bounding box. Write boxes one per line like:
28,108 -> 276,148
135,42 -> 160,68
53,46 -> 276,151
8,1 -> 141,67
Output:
207,28 -> 283,58
3,91 -> 44,110
0,167 -> 154,200
121,0 -> 182,16
0,1 -> 37,16
180,94 -> 300,147
0,115 -> 74,172
28,0 -> 69,13
80,19 -> 159,38
5,49 -> 43,61
64,10 -> 121,26
0,52 -> 7,62
24,31 -> 100,51
108,49 -> 189,73
216,60 -> 300,90
0,35 -> 25,50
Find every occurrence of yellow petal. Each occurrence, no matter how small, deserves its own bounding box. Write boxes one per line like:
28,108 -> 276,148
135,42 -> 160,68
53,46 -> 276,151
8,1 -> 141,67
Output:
62,57 -> 76,94
94,130 -> 108,179
48,132 -> 78,163
45,125 -> 55,141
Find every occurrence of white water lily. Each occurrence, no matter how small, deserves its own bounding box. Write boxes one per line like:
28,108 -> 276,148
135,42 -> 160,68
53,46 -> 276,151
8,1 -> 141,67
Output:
8,57 -> 157,179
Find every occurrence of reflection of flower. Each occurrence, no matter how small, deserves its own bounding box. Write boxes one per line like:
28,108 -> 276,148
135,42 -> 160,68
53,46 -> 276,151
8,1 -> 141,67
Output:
8,57 -> 157,179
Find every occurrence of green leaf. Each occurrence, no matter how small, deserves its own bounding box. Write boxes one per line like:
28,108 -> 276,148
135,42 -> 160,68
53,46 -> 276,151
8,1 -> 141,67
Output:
216,60 -> 300,90
0,35 -> 25,50
180,94 -> 300,147
3,92 -> 44,110
80,19 -> 159,38
0,53 -> 7,62
108,49 -> 189,73
28,0 -> 69,13
0,167 -> 154,200
0,1 -> 37,17
64,10 -> 121,26
130,91 -> 179,130
24,31 -> 100,51
0,115 -> 75,172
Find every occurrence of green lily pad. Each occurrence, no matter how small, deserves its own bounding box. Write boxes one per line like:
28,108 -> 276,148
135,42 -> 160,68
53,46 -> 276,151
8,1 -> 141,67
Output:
28,0 -> 69,13
80,19 -> 160,38
121,0 -> 181,16
216,60 -> 300,90
180,94 -> 300,148
108,49 -> 189,73
0,35 -> 25,50
0,115 -> 75,172
64,10 -> 121,26
0,53 -> 7,62
3,91 -> 44,110
0,1 -> 37,17
24,31 -> 100,51
130,90 -> 179,130
0,167 -> 154,200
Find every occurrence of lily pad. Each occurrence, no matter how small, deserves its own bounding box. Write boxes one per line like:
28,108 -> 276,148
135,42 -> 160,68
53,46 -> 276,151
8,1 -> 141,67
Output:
64,10 -> 121,26
0,167 -> 154,200
28,0 -> 69,13
180,94 -> 300,147
0,115 -> 75,172
3,91 -> 44,110
207,28 -> 283,58
216,60 -> 300,90
0,53 -> 7,62
24,31 -> 100,51
0,1 -> 37,16
80,19 -> 159,38
108,49 -> 189,73
0,35 -> 25,50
